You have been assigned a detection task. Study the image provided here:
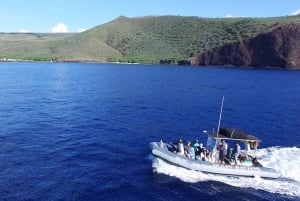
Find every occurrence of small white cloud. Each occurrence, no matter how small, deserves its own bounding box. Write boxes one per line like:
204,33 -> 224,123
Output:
225,14 -> 245,18
290,9 -> 300,16
77,28 -> 86,33
51,22 -> 68,33
19,28 -> 30,33
225,14 -> 234,18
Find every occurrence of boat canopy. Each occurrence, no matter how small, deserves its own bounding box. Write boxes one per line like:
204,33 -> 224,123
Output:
204,128 -> 261,141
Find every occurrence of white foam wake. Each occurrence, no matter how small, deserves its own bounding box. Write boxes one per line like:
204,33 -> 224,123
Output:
152,146 -> 300,197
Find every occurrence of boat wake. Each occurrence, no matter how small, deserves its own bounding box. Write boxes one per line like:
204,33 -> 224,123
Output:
152,146 -> 300,197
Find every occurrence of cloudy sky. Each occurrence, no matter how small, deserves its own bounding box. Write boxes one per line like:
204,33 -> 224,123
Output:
0,0 -> 299,33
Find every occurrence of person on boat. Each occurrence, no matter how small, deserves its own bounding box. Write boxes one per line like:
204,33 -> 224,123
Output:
219,141 -> 224,163
185,141 -> 195,159
227,147 -> 234,162
232,142 -> 241,165
238,152 -> 250,163
223,140 -> 229,164
204,148 -> 210,161
219,139 -> 228,164
177,139 -> 184,155
198,143 -> 205,160
193,140 -> 200,150
193,140 -> 200,147
167,141 -> 178,153
214,146 -> 220,163
193,140 -> 201,160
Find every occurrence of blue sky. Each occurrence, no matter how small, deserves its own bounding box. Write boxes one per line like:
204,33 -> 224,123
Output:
0,0 -> 299,33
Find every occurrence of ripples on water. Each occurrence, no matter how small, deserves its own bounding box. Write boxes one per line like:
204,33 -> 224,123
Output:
0,62 -> 299,200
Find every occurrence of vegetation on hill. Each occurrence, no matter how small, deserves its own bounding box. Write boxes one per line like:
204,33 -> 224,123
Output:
0,15 -> 299,64
108,15 -> 300,64
0,33 -> 74,61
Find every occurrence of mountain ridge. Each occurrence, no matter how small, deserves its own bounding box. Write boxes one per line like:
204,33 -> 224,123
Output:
0,15 -> 300,68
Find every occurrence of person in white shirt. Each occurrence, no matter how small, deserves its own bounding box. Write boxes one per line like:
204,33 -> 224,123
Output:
220,139 -> 228,164
177,139 -> 184,155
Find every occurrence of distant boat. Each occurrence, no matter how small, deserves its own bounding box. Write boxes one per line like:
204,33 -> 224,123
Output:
150,97 -> 281,179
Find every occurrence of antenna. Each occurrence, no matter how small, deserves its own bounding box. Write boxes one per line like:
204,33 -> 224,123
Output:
217,96 -> 224,138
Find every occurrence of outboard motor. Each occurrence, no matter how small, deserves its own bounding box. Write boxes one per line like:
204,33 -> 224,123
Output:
252,157 -> 263,167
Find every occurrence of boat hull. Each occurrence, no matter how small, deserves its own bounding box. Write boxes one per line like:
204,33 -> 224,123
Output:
151,142 -> 280,179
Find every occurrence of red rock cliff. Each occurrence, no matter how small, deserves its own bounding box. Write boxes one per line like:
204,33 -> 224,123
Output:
193,23 -> 300,68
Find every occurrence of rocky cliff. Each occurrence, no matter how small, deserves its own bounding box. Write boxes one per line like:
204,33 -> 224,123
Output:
193,23 -> 300,68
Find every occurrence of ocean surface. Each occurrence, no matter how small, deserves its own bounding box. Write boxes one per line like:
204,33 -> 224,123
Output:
0,62 -> 299,201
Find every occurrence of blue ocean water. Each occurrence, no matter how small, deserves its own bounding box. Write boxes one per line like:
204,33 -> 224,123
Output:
0,62 -> 299,201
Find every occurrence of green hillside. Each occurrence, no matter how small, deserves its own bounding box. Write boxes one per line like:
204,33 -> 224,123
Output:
1,15 -> 300,63
0,33 -> 74,61
99,15 -> 300,63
